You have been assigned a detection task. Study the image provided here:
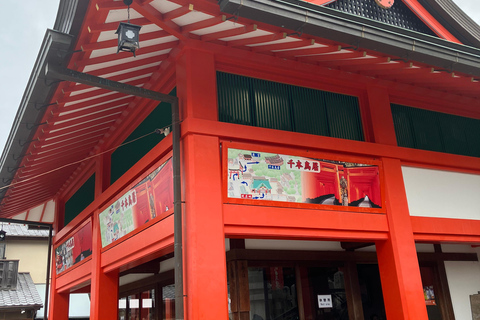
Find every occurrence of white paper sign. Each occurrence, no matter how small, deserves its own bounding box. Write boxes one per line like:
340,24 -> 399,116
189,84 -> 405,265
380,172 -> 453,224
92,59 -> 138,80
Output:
142,298 -> 153,308
317,294 -> 333,308
130,299 -> 139,309
118,299 -> 127,309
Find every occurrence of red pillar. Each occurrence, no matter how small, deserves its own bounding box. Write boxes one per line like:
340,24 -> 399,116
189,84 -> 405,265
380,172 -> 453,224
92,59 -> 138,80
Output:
376,158 -> 428,320
176,46 -> 218,121
49,197 -> 69,320
95,152 -> 111,197
48,275 -> 69,320
182,134 -> 229,320
90,212 -> 119,320
366,85 -> 398,146
177,46 -> 228,320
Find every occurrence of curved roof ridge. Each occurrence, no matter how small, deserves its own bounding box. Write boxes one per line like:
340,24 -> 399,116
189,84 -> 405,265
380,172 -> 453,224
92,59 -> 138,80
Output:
428,0 -> 480,46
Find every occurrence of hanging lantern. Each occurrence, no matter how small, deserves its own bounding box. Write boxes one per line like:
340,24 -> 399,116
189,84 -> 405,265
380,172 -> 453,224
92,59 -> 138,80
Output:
116,0 -> 142,57
116,22 -> 142,56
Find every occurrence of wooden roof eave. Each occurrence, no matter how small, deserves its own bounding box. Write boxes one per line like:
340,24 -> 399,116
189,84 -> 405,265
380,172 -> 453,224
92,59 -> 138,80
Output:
219,0 -> 480,78
0,30 -> 75,208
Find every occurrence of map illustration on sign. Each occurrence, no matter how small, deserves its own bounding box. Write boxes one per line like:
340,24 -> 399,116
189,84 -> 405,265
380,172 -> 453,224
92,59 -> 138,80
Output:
99,158 -> 173,247
227,148 -> 381,208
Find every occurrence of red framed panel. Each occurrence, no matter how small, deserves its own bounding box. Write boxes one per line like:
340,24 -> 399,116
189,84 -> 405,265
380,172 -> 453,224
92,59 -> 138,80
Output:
101,215 -> 174,273
222,141 -> 386,214
98,152 -> 174,250
54,217 -> 93,276
55,260 -> 92,293
224,204 -> 389,240
412,216 -> 480,244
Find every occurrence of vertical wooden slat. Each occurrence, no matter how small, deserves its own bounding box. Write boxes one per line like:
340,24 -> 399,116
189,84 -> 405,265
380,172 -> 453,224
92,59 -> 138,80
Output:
237,260 -> 251,320
295,266 -> 306,320
434,245 -> 456,320
299,267 -> 313,320
228,260 -> 250,320
344,262 -> 364,320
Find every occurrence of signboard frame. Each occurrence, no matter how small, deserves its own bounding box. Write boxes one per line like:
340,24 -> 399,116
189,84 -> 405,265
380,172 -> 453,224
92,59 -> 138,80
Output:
54,218 -> 93,275
99,152 -> 174,250
222,141 -> 385,213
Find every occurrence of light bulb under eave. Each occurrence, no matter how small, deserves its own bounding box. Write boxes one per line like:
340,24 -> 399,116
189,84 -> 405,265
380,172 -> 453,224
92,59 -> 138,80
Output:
115,22 -> 142,57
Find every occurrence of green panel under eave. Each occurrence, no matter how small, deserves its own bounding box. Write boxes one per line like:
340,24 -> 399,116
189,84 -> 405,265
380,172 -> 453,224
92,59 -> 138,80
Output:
217,72 -> 253,126
217,72 -> 364,142
391,104 -> 480,157
290,86 -> 330,137
252,78 -> 293,132
110,88 -> 176,184
324,91 -> 364,141
64,174 -> 95,226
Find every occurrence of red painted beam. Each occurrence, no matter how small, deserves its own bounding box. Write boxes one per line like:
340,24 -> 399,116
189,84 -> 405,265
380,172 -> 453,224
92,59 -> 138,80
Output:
164,5 -> 193,21
329,57 -> 391,68
48,111 -> 122,132
181,15 -> 226,33
27,139 -> 103,163
412,216 -> 480,242
357,62 -> 414,75
299,51 -> 366,63
87,18 -> 151,34
274,44 -> 341,58
86,55 -> 166,77
252,38 -> 315,53
80,30 -> 170,51
168,0 -> 222,15
201,24 -> 256,42
131,2 -> 187,40
228,32 -> 286,47
55,92 -> 131,113
402,0 -> 460,43
75,41 -> 178,69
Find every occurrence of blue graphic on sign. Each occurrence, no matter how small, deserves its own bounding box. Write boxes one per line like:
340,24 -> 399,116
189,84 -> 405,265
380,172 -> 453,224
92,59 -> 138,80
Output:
268,165 -> 281,170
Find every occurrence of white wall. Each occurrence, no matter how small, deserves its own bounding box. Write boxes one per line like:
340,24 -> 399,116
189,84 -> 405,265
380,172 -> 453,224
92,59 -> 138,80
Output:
445,259 -> 480,320
402,166 -> 480,220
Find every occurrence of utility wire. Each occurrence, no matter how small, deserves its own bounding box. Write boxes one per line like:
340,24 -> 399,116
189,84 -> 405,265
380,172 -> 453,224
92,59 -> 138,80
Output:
0,125 -> 171,192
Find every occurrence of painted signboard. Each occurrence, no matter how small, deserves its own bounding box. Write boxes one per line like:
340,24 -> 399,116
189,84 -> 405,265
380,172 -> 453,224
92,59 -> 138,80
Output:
55,221 -> 92,274
227,148 -> 381,208
99,158 -> 173,247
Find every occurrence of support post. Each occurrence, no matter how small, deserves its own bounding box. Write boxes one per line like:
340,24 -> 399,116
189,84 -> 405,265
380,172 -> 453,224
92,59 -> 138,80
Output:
182,134 -> 229,320
90,213 -> 119,320
366,85 -> 398,146
176,47 -> 222,320
376,158 -> 428,320
48,271 -> 69,320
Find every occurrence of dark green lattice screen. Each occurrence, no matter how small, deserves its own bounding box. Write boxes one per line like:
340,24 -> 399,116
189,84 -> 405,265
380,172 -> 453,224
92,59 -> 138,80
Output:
391,104 -> 480,157
64,174 -> 95,226
217,72 -> 364,141
110,89 -> 176,184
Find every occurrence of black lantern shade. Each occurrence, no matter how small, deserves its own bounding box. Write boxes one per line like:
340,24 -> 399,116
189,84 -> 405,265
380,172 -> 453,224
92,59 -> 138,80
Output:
116,22 -> 142,56
0,230 -> 6,241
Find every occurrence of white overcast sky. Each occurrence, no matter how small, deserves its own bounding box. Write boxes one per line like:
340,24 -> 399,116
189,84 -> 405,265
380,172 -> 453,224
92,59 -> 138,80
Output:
0,0 -> 479,153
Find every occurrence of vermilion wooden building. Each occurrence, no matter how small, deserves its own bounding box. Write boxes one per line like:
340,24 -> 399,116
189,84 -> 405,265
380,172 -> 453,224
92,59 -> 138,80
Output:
1,0 -> 480,319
